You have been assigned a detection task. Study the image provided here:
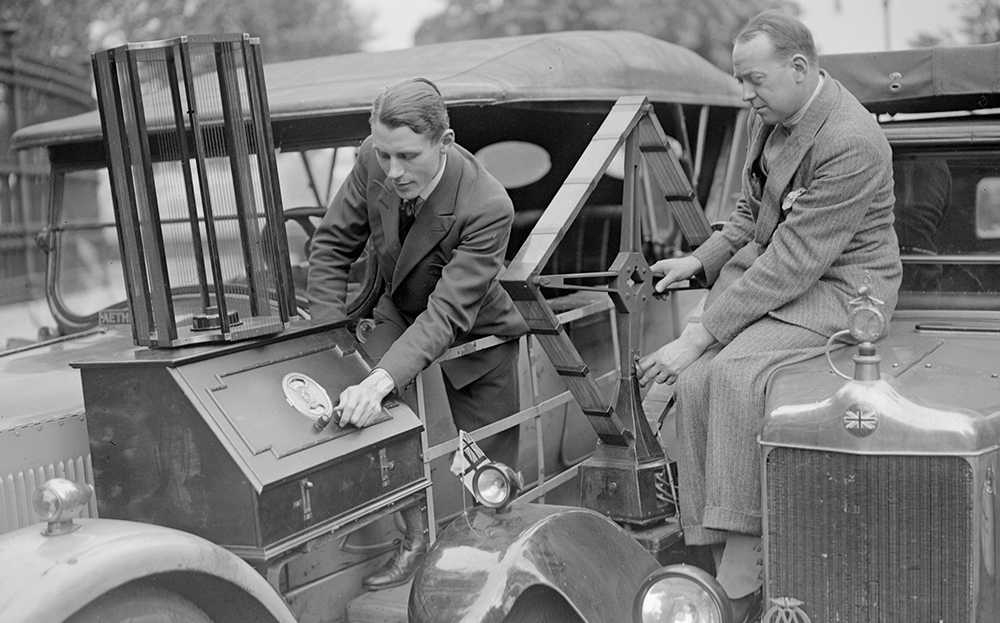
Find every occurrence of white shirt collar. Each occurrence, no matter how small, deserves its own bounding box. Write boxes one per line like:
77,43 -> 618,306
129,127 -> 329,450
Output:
783,73 -> 825,130
417,153 -> 447,205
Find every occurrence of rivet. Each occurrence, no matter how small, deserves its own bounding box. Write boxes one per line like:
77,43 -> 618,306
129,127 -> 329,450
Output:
925,363 -> 932,368
892,363 -> 899,368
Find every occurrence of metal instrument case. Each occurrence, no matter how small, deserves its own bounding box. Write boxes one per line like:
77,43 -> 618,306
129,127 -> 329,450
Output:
73,320 -> 427,562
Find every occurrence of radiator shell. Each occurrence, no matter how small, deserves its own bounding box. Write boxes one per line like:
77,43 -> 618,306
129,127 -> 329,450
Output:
0,411 -> 97,533
761,372 -> 1000,623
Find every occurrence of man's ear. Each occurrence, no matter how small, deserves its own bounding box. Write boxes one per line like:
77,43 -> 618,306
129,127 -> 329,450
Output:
440,129 -> 455,153
791,54 -> 810,82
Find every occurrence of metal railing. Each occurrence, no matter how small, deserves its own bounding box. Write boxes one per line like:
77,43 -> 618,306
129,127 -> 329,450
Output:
412,294 -> 620,542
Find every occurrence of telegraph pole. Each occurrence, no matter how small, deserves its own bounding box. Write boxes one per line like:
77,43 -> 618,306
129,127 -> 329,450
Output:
883,0 -> 892,49
834,0 -> 893,50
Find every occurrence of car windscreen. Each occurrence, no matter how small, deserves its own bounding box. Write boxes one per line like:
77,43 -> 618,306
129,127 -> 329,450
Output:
892,148 -> 1000,310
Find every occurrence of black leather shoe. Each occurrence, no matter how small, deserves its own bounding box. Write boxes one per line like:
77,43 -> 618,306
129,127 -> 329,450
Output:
361,537 -> 428,591
730,588 -> 763,623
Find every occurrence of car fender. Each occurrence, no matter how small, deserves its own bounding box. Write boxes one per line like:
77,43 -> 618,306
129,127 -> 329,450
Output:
0,518 -> 296,623
409,503 -> 661,623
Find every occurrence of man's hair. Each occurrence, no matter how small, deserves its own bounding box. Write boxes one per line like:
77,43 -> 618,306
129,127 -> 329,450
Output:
370,77 -> 450,142
736,10 -> 818,66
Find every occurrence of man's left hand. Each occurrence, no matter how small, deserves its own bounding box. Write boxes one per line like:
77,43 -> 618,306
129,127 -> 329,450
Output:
637,323 -> 717,386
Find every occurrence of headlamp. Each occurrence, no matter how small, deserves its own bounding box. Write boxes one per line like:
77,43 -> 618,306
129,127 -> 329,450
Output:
633,564 -> 732,623
472,463 -> 522,511
31,478 -> 93,536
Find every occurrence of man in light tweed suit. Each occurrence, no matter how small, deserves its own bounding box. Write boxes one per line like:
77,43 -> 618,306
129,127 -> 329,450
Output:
637,10 -> 901,620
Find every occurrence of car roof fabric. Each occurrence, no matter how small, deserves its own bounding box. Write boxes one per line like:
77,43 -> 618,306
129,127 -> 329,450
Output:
822,42 -> 1000,115
13,30 -> 744,152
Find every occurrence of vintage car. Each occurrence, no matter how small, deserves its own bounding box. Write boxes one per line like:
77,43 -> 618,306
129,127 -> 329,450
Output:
0,31 -> 746,623
407,42 -> 1000,623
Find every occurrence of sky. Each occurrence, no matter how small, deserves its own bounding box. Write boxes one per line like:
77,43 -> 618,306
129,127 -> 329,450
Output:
352,0 -> 966,54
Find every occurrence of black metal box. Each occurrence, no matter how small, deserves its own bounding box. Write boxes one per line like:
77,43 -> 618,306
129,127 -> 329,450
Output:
74,320 -> 428,562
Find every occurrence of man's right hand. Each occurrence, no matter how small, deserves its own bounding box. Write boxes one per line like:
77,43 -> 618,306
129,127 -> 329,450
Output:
335,368 -> 396,428
649,255 -> 704,293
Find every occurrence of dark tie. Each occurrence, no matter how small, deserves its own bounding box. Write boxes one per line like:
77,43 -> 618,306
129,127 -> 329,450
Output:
398,198 -> 418,243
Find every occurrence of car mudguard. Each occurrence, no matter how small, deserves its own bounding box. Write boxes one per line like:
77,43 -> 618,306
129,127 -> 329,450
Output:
409,503 -> 661,623
0,518 -> 296,623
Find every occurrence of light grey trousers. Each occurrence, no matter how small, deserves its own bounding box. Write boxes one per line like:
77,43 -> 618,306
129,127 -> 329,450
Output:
675,316 -> 831,546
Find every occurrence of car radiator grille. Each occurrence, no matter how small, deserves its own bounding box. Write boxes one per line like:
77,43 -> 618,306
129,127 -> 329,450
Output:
0,454 -> 96,534
766,448 -> 973,622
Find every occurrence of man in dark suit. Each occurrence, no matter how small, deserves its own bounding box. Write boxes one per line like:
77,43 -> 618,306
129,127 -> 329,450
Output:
637,11 -> 901,621
307,78 -> 527,590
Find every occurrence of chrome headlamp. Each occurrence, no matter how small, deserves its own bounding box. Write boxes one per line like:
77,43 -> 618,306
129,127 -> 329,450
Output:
472,462 -> 522,512
31,478 -> 94,536
633,564 -> 732,623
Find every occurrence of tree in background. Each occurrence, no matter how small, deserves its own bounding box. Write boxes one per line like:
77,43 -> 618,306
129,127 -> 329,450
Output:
910,0 -> 999,46
414,0 -> 798,69
954,0 -> 1000,44
1,0 -> 371,66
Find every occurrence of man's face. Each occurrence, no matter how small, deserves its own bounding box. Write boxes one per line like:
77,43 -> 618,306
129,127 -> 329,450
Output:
372,121 -> 454,200
733,34 -> 806,125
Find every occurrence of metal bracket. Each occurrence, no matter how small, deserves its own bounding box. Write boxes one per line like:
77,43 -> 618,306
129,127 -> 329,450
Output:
501,96 -> 709,523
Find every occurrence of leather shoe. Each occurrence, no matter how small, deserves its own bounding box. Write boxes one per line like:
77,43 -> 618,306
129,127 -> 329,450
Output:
361,536 -> 428,591
730,587 -> 763,623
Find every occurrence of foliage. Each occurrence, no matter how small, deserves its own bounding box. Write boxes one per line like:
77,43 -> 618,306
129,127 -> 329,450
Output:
956,0 -> 1000,43
1,0 -> 371,65
910,0 -> 999,46
414,0 -> 799,69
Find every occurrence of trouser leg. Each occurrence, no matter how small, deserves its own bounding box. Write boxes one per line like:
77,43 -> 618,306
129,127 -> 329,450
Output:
701,319 -> 829,535
675,318 -> 829,544
442,340 -> 521,468
675,342 -> 727,546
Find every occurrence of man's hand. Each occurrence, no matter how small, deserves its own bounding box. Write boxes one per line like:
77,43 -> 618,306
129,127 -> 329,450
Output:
637,322 -> 717,387
335,368 -> 396,428
650,255 -> 704,293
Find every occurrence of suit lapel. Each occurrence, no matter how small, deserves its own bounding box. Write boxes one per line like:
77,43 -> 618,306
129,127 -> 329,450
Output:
390,154 -> 460,292
756,71 -> 839,243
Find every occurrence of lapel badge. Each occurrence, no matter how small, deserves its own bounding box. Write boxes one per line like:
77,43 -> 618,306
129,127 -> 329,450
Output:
781,187 -> 807,212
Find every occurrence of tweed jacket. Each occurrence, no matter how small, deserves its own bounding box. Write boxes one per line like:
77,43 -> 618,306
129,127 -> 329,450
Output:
692,71 -> 902,344
307,137 -> 528,390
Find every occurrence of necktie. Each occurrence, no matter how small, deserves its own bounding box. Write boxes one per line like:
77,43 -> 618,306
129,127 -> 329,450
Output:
399,198 -> 418,243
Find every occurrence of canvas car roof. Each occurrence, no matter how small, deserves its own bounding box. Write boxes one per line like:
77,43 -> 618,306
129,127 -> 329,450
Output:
12,29 -> 744,157
822,42 -> 1000,115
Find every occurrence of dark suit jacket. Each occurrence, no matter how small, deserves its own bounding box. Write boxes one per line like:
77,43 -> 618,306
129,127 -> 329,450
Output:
307,137 -> 527,390
693,71 -> 902,343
